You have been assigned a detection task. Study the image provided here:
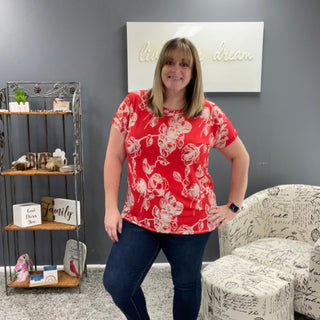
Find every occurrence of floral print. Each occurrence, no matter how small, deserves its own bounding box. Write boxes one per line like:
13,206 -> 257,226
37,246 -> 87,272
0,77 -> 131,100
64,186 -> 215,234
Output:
112,90 -> 237,234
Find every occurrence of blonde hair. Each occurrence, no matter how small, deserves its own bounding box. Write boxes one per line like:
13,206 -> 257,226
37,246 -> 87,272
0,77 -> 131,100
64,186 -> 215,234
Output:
147,38 -> 205,118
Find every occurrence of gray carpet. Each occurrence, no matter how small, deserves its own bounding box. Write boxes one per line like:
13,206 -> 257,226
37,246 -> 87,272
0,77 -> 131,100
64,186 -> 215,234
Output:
0,265 -> 313,320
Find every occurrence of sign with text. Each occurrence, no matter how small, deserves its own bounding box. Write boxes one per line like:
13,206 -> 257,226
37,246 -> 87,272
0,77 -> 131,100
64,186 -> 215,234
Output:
13,202 -> 41,227
53,198 -> 81,226
127,22 -> 264,92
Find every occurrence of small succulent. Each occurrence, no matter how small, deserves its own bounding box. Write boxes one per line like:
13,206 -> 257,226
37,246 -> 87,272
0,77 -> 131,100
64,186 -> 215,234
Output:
14,88 -> 28,104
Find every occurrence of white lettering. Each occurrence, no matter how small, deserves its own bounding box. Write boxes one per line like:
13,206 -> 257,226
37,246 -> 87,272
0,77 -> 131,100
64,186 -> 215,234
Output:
139,41 -> 160,62
138,40 -> 254,64
213,41 -> 253,62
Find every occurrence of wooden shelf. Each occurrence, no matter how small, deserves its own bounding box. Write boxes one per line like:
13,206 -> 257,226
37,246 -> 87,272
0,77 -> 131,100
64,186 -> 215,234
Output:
8,270 -> 79,288
5,221 -> 78,231
0,110 -> 72,115
1,168 -> 74,176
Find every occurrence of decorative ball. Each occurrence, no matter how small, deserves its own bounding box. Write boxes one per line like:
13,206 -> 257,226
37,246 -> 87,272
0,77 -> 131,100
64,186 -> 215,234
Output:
34,84 -> 41,93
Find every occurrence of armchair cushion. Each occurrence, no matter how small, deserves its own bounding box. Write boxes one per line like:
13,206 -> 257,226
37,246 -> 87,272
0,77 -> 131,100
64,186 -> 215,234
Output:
232,237 -> 314,315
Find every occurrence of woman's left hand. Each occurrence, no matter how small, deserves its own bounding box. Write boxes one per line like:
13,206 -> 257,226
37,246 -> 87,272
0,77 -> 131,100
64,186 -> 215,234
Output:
208,205 -> 237,229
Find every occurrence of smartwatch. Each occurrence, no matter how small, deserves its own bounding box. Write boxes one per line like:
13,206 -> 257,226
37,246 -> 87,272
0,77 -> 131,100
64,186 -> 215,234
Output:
227,201 -> 240,214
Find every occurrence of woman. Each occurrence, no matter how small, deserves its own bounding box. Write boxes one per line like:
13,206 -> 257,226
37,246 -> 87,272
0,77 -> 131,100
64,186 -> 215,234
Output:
103,38 -> 249,320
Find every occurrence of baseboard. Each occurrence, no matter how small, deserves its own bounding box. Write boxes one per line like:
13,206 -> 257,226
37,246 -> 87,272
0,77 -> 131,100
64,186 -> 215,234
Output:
0,262 -> 210,272
0,262 -> 172,272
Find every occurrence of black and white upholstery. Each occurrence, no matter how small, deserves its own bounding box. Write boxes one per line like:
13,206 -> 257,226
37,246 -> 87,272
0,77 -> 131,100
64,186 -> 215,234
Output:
217,184 -> 320,320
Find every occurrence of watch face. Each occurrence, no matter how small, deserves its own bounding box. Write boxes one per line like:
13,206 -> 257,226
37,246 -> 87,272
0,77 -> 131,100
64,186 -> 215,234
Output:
229,203 -> 239,213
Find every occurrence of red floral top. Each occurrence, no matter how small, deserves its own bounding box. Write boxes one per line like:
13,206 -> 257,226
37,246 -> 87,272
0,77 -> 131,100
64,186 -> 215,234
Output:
112,90 -> 238,234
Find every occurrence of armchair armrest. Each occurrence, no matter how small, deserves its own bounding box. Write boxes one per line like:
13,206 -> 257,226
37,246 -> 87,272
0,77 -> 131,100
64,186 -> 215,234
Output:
218,192 -> 268,256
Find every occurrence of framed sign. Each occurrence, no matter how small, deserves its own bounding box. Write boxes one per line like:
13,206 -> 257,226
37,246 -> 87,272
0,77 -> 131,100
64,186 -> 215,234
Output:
127,22 -> 264,92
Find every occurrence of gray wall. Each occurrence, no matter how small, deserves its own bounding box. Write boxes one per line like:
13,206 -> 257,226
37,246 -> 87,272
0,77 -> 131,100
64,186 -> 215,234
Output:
1,0 -> 319,264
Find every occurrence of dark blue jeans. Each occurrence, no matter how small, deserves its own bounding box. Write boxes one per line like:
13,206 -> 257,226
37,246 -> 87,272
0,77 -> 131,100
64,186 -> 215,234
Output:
103,220 -> 211,320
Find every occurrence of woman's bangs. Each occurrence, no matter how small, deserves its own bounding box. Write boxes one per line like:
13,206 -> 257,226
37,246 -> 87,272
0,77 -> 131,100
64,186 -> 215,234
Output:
162,44 -> 193,67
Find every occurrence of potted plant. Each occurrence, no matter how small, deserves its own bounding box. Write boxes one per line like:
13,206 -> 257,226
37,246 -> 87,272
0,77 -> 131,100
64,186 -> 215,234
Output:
9,88 -> 29,112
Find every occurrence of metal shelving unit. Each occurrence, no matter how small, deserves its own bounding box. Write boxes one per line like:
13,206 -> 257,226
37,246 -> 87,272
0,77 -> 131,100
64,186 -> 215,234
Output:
0,81 -> 86,294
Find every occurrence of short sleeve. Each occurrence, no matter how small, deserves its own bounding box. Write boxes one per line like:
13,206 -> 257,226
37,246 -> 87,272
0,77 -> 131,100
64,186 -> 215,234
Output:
211,104 -> 238,149
111,94 -> 133,135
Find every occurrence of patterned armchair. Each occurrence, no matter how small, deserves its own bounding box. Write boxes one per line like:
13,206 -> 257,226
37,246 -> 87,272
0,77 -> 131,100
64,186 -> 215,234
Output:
219,184 -> 320,320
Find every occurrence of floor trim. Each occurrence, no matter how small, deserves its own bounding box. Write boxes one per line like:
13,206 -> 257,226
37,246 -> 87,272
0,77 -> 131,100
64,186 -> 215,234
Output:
0,262 -> 173,272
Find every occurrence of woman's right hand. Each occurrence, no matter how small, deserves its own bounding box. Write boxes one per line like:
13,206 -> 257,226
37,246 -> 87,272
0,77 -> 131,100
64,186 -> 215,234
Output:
104,208 -> 123,242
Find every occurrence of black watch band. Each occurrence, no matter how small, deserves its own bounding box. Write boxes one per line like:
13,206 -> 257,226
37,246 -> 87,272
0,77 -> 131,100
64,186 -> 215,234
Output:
227,202 -> 240,213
